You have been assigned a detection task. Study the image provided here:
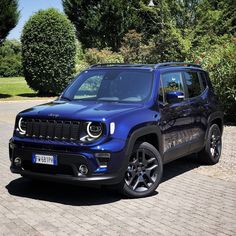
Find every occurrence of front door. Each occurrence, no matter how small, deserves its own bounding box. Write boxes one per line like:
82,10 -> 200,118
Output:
158,71 -> 192,163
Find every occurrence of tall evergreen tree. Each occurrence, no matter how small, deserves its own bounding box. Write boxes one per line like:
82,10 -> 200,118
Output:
0,0 -> 20,43
63,0 -> 140,51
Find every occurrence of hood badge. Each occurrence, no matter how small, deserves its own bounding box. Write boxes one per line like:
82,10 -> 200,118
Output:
48,113 -> 60,118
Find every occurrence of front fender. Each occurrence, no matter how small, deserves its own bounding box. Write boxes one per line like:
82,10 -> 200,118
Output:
124,124 -> 163,158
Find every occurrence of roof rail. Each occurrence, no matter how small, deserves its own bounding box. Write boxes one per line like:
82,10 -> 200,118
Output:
154,62 -> 201,69
89,62 -> 202,69
90,63 -> 148,68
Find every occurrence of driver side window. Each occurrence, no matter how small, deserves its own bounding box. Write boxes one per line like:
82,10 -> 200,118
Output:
159,72 -> 184,103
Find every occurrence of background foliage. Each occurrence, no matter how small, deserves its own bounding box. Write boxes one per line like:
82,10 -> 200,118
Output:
0,39 -> 22,77
21,8 -> 76,95
62,0 -> 140,51
0,0 -> 235,121
0,0 -> 20,43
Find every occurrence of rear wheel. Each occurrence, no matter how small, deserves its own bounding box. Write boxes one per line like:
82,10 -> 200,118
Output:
198,124 -> 222,165
120,142 -> 163,198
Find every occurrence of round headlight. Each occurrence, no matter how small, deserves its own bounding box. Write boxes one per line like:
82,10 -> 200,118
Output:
87,122 -> 103,139
18,117 -> 26,135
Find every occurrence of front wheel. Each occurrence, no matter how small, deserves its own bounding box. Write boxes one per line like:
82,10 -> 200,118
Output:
120,142 -> 163,198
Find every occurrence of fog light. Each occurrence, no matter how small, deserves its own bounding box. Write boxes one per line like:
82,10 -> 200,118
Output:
78,165 -> 88,175
95,153 -> 111,168
14,157 -> 22,167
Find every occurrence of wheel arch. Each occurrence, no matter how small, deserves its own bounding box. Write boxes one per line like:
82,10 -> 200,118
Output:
208,111 -> 224,133
205,111 -> 224,143
125,125 -> 163,159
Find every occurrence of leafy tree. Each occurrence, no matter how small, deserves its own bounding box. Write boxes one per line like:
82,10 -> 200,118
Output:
136,0 -> 172,41
21,8 -> 76,95
147,26 -> 191,62
0,0 -> 20,43
196,36 -> 236,122
120,30 -> 152,63
84,48 -> 123,65
63,0 -> 140,51
0,39 -> 22,77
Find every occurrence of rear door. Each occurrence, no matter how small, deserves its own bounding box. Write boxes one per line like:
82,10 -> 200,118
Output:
158,71 -> 192,163
183,70 -> 208,153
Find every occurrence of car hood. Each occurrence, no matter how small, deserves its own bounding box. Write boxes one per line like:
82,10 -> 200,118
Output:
19,100 -> 144,121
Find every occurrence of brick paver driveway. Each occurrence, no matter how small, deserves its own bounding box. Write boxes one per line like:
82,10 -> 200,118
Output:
0,101 -> 236,236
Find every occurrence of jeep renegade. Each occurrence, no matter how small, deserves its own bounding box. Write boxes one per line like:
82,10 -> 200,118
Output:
9,63 -> 223,198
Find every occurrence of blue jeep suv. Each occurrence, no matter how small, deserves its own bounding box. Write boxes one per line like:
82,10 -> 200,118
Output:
9,62 -> 223,198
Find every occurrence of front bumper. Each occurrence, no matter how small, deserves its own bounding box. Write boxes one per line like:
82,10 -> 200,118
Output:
9,138 -> 127,186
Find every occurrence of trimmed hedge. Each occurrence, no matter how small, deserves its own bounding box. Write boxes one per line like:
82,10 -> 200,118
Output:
21,8 -> 76,95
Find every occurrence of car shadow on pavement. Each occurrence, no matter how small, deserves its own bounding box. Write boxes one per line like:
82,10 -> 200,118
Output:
6,178 -> 122,206
6,154 -> 200,205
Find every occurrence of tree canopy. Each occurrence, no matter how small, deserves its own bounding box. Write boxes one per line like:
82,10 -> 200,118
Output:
0,0 -> 20,43
63,0 -> 141,51
21,8 -> 76,95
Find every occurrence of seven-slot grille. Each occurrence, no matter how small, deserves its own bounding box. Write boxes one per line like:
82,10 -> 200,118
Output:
25,119 -> 80,141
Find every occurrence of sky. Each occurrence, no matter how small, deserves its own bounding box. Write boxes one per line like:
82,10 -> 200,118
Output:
8,0 -> 63,40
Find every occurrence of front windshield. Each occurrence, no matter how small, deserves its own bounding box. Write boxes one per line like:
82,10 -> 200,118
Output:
62,69 -> 153,103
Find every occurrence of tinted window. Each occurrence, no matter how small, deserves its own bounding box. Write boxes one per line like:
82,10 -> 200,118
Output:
63,69 -> 153,103
159,72 -> 184,102
184,71 -> 201,98
75,75 -> 103,99
199,72 -> 208,90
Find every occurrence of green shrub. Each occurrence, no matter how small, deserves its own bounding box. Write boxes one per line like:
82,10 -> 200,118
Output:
194,36 -> 236,122
21,8 -> 76,95
74,40 -> 89,73
84,48 -> 124,65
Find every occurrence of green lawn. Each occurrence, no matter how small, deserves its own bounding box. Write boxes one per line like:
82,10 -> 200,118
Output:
0,77 -> 55,101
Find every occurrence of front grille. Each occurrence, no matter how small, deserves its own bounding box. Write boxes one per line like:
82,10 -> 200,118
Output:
25,119 -> 80,141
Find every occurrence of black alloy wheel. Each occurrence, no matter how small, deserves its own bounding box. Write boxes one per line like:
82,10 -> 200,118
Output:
199,124 -> 222,165
123,142 -> 163,198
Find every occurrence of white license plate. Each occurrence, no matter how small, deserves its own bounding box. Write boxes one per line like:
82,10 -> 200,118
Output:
32,154 -> 57,166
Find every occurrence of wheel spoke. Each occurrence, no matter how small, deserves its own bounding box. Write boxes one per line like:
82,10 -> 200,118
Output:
141,149 -> 148,166
147,157 -> 156,164
146,164 -> 158,173
145,171 -> 154,184
142,177 -> 150,188
132,178 -> 140,190
131,158 -> 139,168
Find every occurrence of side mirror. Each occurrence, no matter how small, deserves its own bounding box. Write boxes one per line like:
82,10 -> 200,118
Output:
166,91 -> 185,104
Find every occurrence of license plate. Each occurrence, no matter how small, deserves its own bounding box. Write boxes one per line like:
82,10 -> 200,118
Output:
32,154 -> 58,166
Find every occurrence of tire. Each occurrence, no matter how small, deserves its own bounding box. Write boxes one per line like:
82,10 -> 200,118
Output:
198,124 -> 222,165
118,142 -> 163,198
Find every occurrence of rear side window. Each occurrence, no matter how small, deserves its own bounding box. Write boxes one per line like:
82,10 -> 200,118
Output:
184,71 -> 202,98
